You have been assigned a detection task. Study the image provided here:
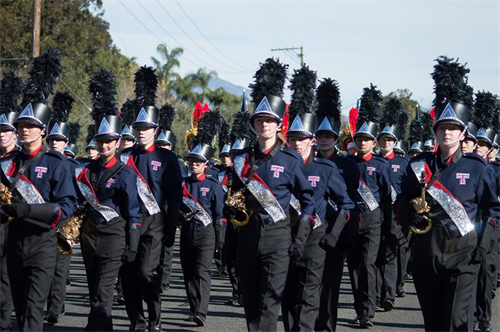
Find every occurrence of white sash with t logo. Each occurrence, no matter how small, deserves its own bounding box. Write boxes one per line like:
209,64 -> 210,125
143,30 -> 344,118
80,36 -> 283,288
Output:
1,155 -> 45,204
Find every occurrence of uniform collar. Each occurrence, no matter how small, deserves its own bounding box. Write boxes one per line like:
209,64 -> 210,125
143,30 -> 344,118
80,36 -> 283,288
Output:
304,153 -> 314,167
384,151 -> 395,160
192,172 -> 206,182
23,144 -> 44,160
139,143 -> 156,154
357,152 -> 372,162
101,157 -> 117,170
436,147 -> 462,169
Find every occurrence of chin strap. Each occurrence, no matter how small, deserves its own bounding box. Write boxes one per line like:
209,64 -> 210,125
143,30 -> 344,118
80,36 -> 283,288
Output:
354,141 -> 372,153
250,123 -> 282,137
19,129 -> 44,144
98,138 -> 122,156
0,130 -> 16,147
139,127 -> 158,144
297,140 -> 315,156
317,138 -> 339,151
433,127 -> 467,148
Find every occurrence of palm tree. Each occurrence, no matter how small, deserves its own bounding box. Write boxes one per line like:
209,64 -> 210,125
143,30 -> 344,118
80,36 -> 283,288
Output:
189,68 -> 217,104
151,43 -> 183,102
207,87 -> 227,107
174,74 -> 197,104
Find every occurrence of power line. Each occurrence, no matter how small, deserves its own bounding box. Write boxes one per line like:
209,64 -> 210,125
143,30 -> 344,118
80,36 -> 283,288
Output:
59,79 -> 92,111
174,0 -> 254,72
155,0 -> 249,73
283,49 -> 301,66
104,1 -> 129,58
122,0 -> 244,75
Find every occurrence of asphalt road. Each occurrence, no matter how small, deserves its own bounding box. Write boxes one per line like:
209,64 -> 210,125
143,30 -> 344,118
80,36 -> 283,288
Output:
11,236 -> 499,332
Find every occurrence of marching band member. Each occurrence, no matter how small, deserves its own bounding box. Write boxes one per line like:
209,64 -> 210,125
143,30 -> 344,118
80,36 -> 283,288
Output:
471,91 -> 500,332
180,109 -> 226,326
77,68 -> 141,331
229,58 -> 315,331
282,65 -> 355,331
375,96 -> 409,311
120,66 -> 182,332
397,56 -> 500,331
347,84 -> 392,328
45,91 -> 77,325
0,49 -> 77,331
314,78 -> 361,332
0,71 -> 22,332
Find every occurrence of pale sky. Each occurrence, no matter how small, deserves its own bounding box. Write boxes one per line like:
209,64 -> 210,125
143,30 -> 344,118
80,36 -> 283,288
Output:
102,0 -> 499,113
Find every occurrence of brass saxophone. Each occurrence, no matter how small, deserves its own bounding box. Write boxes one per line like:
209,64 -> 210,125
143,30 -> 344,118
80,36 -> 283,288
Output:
225,178 -> 250,227
0,182 -> 14,223
410,171 -> 432,235
56,206 -> 84,256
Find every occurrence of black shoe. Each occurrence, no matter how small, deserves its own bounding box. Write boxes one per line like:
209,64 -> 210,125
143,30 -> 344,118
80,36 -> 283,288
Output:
66,278 -> 71,286
359,315 -> 373,328
383,299 -> 394,312
186,313 -> 195,322
226,294 -> 238,305
114,294 -> 126,305
46,312 -> 59,325
159,284 -> 170,294
148,320 -> 162,332
193,313 -> 206,326
237,294 -> 244,307
404,272 -> 412,280
478,321 -> 492,332
396,285 -> 406,297
349,315 -> 360,324
376,300 -> 381,308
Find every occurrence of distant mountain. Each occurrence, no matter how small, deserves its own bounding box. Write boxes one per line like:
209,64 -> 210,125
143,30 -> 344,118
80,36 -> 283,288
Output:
208,77 -> 249,97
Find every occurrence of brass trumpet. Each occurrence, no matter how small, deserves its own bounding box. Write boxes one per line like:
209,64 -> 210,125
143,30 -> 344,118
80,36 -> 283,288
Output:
57,214 -> 83,256
0,182 -> 14,223
410,171 -> 431,235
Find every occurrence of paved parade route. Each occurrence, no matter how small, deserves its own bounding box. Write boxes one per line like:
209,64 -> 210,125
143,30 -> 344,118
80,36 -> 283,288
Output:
15,237 -> 498,332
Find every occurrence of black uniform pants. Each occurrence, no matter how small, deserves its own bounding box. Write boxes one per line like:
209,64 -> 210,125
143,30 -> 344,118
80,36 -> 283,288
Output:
347,208 -> 382,318
158,244 -> 174,290
412,225 -> 478,331
7,222 -> 57,332
282,225 -> 326,331
224,223 -> 240,297
81,216 -> 126,332
475,228 -> 498,322
122,212 -> 165,329
376,221 -> 399,304
237,215 -> 291,332
397,228 -> 411,288
180,221 -> 215,316
0,223 -> 12,330
47,253 -> 71,316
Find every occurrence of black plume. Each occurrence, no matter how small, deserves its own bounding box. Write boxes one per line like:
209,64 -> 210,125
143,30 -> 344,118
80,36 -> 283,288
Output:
134,66 -> 158,107
22,48 -> 62,106
473,91 -> 497,129
421,112 -> 434,141
51,91 -> 74,123
120,98 -> 139,126
192,108 -> 222,147
0,71 -> 23,113
358,83 -> 382,123
431,56 -> 472,109
381,96 -> 408,138
249,58 -> 288,105
86,125 -> 95,144
159,102 -> 175,130
288,64 -> 317,126
89,68 -> 117,122
316,78 -> 341,121
231,111 -> 255,143
68,122 -> 80,145
219,117 -> 231,150
408,118 -> 422,144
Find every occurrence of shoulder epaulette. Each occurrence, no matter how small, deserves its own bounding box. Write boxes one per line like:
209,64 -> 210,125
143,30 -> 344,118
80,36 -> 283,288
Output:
46,149 -> 66,161
313,157 -> 336,169
281,146 -> 302,161
463,153 -> 488,165
372,155 -> 389,164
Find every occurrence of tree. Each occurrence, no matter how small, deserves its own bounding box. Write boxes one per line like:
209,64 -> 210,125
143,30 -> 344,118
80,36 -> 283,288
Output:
189,68 -> 217,104
174,75 -> 197,104
0,0 -> 136,154
150,43 -> 183,103
384,88 -> 419,120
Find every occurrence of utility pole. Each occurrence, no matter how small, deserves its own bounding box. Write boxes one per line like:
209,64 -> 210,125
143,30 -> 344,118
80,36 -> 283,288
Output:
271,46 -> 304,66
32,0 -> 42,58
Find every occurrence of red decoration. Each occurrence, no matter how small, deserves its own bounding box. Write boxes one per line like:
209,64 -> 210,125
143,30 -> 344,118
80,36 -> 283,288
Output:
349,107 -> 358,136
